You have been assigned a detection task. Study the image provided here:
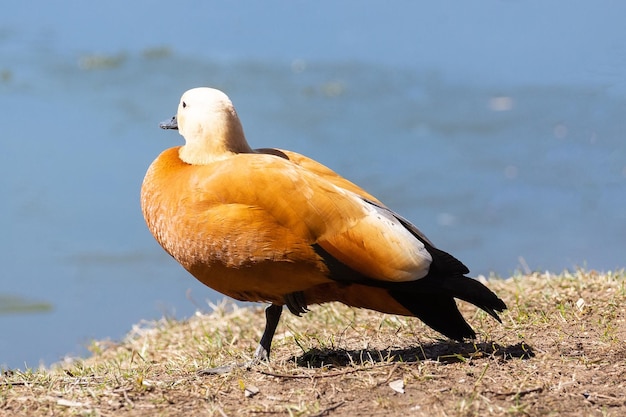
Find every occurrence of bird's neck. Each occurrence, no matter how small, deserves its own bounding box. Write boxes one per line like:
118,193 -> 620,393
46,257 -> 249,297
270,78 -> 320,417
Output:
179,120 -> 253,165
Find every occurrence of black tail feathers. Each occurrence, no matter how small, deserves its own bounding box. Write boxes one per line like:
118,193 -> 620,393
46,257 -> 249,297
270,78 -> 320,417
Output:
389,275 -> 506,341
441,275 -> 507,323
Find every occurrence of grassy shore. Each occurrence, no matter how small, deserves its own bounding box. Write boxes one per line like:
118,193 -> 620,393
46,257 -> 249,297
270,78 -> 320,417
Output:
1,270 -> 625,416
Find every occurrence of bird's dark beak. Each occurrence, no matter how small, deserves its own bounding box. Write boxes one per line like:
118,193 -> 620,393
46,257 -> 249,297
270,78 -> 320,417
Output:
159,116 -> 178,130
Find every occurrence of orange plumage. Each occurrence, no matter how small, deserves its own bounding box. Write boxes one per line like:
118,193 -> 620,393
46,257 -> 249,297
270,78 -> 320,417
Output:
141,87 -> 506,363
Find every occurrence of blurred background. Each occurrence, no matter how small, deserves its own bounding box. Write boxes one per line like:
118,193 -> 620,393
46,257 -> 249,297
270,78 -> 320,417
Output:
1,1 -> 625,369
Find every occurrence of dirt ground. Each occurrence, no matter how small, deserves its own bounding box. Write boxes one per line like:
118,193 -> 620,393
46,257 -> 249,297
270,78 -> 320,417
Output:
1,270 -> 625,416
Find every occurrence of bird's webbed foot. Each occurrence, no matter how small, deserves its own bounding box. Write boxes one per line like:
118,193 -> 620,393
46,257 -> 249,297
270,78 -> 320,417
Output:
284,291 -> 309,316
196,293 -> 309,376
197,303 -> 284,375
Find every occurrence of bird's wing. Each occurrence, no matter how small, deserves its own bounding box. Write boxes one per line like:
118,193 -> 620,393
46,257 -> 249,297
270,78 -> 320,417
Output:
191,153 -> 433,283
260,148 -> 384,205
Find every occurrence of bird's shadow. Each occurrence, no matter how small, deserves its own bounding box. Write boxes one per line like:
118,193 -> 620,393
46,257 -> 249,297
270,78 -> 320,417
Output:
292,341 -> 534,368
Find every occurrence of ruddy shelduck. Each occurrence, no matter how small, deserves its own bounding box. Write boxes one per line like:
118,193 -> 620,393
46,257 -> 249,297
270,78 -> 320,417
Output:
141,87 -> 506,367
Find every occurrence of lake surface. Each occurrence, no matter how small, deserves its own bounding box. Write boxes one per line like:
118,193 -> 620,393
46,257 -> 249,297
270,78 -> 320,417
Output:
1,1 -> 625,369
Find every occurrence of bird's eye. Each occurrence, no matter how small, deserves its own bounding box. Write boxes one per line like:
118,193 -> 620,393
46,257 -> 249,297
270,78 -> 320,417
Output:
182,101 -> 187,108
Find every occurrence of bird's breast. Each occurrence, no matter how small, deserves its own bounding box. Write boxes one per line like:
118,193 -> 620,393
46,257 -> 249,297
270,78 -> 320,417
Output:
140,148 -> 331,301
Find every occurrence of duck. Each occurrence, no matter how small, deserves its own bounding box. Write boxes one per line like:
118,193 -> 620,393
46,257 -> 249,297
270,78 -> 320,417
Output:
141,87 -> 507,368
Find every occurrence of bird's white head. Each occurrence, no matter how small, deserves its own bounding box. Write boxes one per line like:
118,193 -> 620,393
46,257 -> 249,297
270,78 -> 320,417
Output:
161,87 -> 252,165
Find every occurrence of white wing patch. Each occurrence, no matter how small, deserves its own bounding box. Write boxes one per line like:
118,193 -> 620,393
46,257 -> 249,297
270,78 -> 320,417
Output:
316,182 -> 433,282
360,199 -> 433,281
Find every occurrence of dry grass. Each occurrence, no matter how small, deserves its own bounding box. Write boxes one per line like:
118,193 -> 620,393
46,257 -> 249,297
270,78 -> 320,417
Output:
1,269 -> 625,416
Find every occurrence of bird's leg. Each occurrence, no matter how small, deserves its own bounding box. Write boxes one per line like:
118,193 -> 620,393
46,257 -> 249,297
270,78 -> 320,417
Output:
198,304 -> 283,376
253,303 -> 283,361
253,292 -> 308,362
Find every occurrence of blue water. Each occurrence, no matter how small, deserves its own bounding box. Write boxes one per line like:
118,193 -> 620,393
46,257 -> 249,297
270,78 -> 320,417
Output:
1,1 -> 625,369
